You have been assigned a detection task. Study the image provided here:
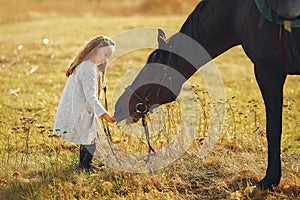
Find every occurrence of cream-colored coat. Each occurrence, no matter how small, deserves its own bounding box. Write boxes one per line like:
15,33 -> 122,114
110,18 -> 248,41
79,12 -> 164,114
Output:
53,60 -> 107,144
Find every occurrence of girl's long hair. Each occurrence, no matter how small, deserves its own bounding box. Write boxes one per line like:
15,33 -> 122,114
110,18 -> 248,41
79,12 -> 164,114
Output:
66,36 -> 115,77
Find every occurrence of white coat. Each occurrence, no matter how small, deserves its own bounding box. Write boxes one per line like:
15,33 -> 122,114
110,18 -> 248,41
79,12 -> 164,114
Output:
53,60 -> 107,145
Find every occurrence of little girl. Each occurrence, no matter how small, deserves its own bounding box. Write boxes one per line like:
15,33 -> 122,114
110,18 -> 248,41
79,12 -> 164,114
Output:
53,36 -> 116,172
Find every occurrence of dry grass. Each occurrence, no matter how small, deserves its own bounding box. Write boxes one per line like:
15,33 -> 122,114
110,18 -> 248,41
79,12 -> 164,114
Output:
0,0 -> 200,24
0,0 -> 299,199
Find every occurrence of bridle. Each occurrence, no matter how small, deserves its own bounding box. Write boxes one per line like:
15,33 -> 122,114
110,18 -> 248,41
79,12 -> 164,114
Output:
126,85 -> 151,114
98,64 -> 123,165
124,65 -> 170,163
124,85 -> 156,162
125,65 -> 169,115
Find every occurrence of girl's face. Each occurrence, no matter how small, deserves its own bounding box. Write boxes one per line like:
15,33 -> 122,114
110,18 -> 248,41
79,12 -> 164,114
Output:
90,46 -> 113,66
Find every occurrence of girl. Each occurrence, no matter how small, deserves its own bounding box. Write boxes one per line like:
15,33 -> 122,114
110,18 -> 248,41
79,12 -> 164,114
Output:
53,36 -> 116,172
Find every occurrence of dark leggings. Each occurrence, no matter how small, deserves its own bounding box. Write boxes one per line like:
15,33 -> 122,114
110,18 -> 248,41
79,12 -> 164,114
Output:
79,144 -> 96,169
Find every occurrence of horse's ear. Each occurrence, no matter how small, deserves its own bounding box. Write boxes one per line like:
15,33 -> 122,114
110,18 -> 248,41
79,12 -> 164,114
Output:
157,29 -> 167,49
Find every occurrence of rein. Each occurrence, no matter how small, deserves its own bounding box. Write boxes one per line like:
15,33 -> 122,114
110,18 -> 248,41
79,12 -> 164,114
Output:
125,65 -> 170,163
125,86 -> 156,163
98,65 -> 121,164
136,103 -> 156,163
101,85 -> 116,155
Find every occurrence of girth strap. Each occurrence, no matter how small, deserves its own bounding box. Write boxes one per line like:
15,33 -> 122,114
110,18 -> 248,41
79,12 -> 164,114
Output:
255,0 -> 300,72
256,0 -> 300,29
258,3 -> 269,29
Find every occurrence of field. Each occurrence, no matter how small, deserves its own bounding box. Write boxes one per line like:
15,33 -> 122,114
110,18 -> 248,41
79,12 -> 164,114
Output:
0,0 -> 299,199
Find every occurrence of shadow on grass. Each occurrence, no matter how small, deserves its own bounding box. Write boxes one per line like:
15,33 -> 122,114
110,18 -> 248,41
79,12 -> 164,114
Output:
164,155 -> 300,200
0,154 -> 299,200
0,160 -> 81,200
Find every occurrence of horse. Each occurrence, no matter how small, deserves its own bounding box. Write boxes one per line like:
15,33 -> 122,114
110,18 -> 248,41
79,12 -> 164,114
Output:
114,0 -> 300,190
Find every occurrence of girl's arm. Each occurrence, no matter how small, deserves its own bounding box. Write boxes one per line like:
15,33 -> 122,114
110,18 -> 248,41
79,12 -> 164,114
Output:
80,62 -> 107,117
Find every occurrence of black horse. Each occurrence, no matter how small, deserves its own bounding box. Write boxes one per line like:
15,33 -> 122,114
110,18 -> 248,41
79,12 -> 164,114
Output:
114,0 -> 300,190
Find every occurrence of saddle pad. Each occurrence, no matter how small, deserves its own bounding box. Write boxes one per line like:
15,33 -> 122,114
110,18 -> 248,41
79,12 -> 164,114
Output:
255,0 -> 300,28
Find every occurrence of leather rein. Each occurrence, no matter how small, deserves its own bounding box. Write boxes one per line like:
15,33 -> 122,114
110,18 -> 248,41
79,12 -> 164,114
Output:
125,65 -> 170,162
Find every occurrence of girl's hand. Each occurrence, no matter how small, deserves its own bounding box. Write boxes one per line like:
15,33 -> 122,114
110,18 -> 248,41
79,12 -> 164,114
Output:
101,113 -> 116,123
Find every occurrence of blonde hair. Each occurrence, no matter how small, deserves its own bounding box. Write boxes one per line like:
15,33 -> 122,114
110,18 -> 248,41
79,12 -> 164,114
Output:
66,36 -> 116,77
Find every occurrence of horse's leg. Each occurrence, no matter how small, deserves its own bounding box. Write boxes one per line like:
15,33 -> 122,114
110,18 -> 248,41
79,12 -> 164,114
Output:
254,64 -> 286,190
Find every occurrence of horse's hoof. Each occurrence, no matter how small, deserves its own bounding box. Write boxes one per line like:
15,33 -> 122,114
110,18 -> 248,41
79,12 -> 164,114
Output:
248,186 -> 269,199
256,177 -> 280,191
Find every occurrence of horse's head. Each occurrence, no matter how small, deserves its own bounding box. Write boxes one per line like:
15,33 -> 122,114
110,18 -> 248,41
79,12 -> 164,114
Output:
114,29 -> 191,123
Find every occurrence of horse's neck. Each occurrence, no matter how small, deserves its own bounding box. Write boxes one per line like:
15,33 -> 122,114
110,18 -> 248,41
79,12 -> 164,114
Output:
179,0 -> 240,60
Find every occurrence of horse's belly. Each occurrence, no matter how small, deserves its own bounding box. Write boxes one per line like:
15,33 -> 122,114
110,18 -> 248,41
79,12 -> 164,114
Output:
241,17 -> 294,71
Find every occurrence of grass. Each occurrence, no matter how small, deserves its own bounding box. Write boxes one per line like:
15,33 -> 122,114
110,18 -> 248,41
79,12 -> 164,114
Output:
0,0 -> 200,25
0,1 -> 299,199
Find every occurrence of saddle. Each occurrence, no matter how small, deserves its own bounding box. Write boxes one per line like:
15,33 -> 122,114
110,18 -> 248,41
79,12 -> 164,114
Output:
255,0 -> 300,73
266,0 -> 300,20
256,0 -> 300,30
